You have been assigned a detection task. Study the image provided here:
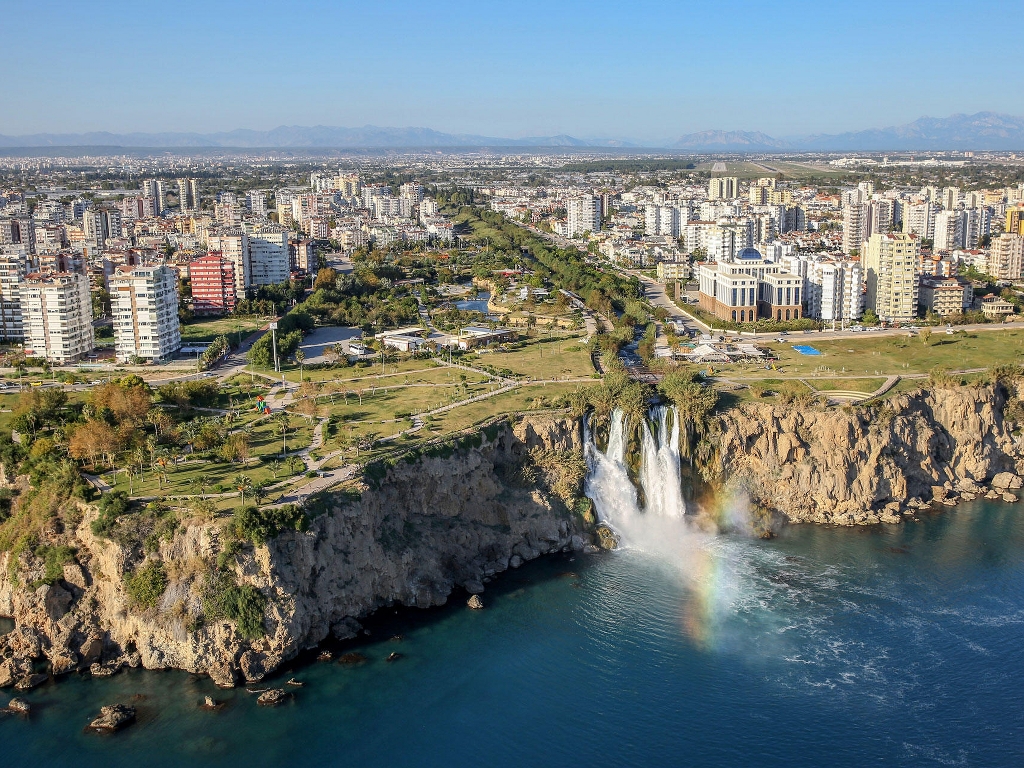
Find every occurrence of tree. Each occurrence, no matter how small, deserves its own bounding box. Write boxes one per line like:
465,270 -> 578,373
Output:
233,474 -> 253,508
276,412 -> 291,456
295,349 -> 305,382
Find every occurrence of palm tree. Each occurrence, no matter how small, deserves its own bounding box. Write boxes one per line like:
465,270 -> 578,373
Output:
269,459 -> 282,479
233,474 -> 252,508
295,349 -> 305,382
276,412 -> 290,456
252,481 -> 269,506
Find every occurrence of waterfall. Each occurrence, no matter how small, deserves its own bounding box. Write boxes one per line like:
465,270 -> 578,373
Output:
585,406 -> 687,540
584,409 -> 640,530
640,406 -> 686,519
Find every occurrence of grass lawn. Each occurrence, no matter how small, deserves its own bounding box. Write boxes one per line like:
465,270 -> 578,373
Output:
425,383 -> 580,435
278,359 -> 463,384
180,316 -> 263,344
761,328 -> 1024,376
482,337 -> 595,379
806,377 -> 888,393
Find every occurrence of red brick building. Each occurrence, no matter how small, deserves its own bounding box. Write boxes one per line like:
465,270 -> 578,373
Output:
189,251 -> 237,315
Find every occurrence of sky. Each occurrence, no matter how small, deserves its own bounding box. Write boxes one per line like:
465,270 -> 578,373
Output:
2,0 -> 1022,140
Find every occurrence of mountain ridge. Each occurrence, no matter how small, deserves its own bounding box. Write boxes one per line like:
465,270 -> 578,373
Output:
2,112 -> 1024,150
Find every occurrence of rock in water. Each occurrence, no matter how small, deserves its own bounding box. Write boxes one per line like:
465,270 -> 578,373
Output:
467,595 -> 484,610
200,696 -> 219,710
337,652 -> 368,665
594,525 -> 618,550
385,652 -> 402,662
7,697 -> 30,714
14,674 -> 47,691
317,651 -> 333,662
257,689 -> 288,707
89,704 -> 136,732
286,678 -> 304,687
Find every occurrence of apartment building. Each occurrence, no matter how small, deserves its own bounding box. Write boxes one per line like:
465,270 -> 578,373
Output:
142,179 -> 166,213
245,224 -> 289,285
933,210 -> 963,252
863,232 -> 920,323
919,276 -> 972,317
83,208 -> 122,253
986,233 -> 1024,280
189,251 -> 237,315
110,264 -> 181,362
567,196 -> 601,237
178,178 -> 200,213
708,177 -> 738,200
842,202 -> 867,254
903,202 -> 937,240
0,254 -> 25,341
20,272 -> 94,363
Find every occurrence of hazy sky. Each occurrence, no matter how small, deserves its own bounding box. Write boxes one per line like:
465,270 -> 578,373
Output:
3,0 -> 1021,139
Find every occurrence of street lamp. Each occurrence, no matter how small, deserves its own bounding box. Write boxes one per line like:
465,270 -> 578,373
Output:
270,320 -> 279,372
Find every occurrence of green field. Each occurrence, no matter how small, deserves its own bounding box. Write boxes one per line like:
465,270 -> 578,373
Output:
180,316 -> 264,344
807,377 -> 888,393
752,328 -> 1024,377
480,336 -> 595,380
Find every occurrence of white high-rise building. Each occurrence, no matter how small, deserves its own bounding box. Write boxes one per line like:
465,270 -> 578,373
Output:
247,191 -> 268,218
863,232 -> 920,323
207,229 -> 250,297
644,205 -> 681,237
20,272 -> 94,363
962,207 -> 990,249
177,178 -> 199,213
812,260 -> 864,322
986,233 -> 1024,280
83,208 -> 122,252
842,202 -> 868,254
903,202 -> 937,240
933,210 -> 964,252
941,186 -> 960,210
0,254 -> 25,341
142,179 -> 166,214
110,265 -> 181,362
708,177 -> 738,200
567,196 -> 601,237
245,224 -> 290,286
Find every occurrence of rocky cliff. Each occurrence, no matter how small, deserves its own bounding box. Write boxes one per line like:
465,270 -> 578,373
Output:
0,414 -> 588,688
710,383 -> 1024,527
2,383 -> 1023,689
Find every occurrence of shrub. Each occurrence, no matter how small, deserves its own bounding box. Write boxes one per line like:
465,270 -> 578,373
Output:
90,491 -> 132,537
124,561 -> 168,610
233,504 -> 307,545
202,571 -> 267,639
31,544 -> 76,587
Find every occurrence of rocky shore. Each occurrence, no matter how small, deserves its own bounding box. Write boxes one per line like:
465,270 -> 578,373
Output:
0,414 -> 589,689
1,382 -> 1023,689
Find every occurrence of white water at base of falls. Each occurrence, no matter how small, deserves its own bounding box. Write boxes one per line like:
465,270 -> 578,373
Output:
584,407 -> 689,545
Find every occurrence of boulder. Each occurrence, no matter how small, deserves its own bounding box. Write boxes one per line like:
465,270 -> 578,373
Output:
39,584 -> 73,622
463,580 -> 484,595
208,662 -> 237,688
337,652 -> 368,665
78,636 -> 104,666
0,661 -> 16,689
6,697 -> 30,714
199,696 -> 222,710
594,525 -> 618,550
239,650 -> 266,683
14,673 -> 47,691
991,472 -> 1023,490
47,650 -> 78,676
509,555 -> 523,569
90,662 -> 121,678
467,595 -> 484,610
89,704 -> 136,732
256,689 -> 288,707
1003,492 -> 1018,503
385,652 -> 402,662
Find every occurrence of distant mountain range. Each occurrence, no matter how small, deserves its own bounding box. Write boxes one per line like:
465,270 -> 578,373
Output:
0,125 -> 631,149
2,113 -> 1024,151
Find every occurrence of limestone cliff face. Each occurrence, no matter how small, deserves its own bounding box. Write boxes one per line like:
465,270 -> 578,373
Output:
0,415 -> 587,687
710,384 -> 1024,526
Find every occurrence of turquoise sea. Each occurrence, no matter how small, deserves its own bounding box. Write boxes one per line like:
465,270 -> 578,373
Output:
4,499 -> 1024,767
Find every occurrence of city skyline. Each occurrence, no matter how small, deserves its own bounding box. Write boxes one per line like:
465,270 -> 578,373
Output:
3,0 -> 1022,140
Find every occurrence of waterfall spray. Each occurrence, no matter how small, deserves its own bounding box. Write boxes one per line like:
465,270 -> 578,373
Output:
639,406 -> 686,519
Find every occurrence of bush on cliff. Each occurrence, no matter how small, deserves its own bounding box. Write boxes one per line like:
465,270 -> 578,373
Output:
202,571 -> 267,640
233,504 -> 306,545
124,560 -> 168,611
